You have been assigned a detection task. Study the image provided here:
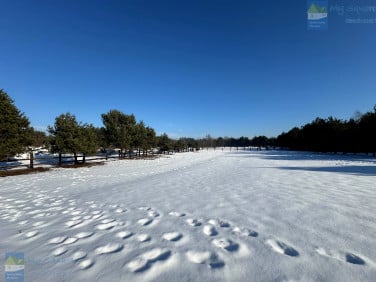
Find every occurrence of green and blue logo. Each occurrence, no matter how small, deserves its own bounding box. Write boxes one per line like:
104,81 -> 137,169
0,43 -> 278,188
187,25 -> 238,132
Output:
307,1 -> 328,30
5,253 -> 24,282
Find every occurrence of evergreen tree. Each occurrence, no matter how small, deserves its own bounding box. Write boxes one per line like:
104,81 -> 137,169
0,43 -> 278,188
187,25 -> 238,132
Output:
30,129 -> 48,148
133,121 -> 147,157
173,138 -> 187,152
48,113 -> 82,164
215,137 -> 225,149
238,136 -> 251,148
78,124 -> 99,163
101,110 -> 136,158
0,90 -> 32,160
251,136 -> 269,149
145,126 -> 157,155
358,108 -> 376,156
158,133 -> 172,154
95,127 -> 107,151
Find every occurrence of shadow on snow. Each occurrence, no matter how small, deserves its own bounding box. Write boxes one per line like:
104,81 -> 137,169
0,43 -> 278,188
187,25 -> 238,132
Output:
226,150 -> 376,162
277,165 -> 376,176
225,150 -> 376,176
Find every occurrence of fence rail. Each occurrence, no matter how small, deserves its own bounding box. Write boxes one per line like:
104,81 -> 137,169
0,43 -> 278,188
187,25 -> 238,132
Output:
0,152 -> 157,171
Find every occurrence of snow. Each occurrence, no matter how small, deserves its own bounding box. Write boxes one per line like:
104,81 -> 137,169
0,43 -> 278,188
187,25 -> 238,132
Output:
0,150 -> 376,281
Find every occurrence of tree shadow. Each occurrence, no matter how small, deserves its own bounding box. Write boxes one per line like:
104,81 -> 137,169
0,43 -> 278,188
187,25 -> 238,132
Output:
278,165 -> 376,176
225,150 -> 376,175
262,151 -> 376,163
226,150 -> 376,164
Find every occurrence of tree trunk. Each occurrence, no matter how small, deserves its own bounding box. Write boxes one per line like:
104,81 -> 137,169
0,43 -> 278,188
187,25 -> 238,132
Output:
59,153 -> 62,166
74,153 -> 78,164
83,153 -> 86,164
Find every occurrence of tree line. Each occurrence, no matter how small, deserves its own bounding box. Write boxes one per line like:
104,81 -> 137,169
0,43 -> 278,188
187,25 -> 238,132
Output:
276,107 -> 376,156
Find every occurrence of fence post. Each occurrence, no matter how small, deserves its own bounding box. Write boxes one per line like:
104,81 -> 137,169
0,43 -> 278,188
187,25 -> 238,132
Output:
29,152 -> 34,169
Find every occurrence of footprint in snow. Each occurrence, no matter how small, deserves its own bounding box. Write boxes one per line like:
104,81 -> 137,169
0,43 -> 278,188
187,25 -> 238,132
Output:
162,232 -> 183,242
169,211 -> 186,217
345,253 -> 365,265
186,250 -> 224,268
48,236 -> 68,244
203,225 -> 218,236
75,231 -> 94,239
92,214 -> 103,220
186,218 -> 201,227
53,246 -> 68,256
266,239 -> 299,257
232,227 -> 258,237
212,238 -> 239,252
18,220 -> 29,225
137,218 -> 153,226
101,218 -> 116,224
65,220 -> 83,228
126,248 -> 171,272
115,208 -> 127,213
72,251 -> 87,261
63,237 -> 78,245
315,247 -> 366,265
208,219 -> 230,228
91,210 -> 102,215
116,231 -> 133,239
136,234 -> 151,242
71,210 -> 84,216
95,243 -> 123,255
96,222 -> 117,230
78,259 -> 94,270
25,230 -> 39,238
148,210 -> 160,217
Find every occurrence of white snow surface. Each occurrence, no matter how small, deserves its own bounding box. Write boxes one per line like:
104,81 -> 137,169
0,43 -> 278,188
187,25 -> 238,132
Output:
1,150 -> 376,281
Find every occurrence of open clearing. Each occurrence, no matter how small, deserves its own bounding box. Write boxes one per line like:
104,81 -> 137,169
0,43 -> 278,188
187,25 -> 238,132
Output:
1,150 -> 375,281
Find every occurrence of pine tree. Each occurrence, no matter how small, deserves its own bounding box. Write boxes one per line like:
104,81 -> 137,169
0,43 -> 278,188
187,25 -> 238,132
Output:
158,133 -> 172,154
133,121 -> 147,157
30,129 -> 48,148
101,110 -> 136,158
48,113 -> 81,165
146,126 -> 157,154
79,124 -> 99,163
0,89 -> 32,161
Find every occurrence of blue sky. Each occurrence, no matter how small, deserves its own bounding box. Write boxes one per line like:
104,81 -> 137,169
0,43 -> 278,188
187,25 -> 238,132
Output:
1,0 -> 375,138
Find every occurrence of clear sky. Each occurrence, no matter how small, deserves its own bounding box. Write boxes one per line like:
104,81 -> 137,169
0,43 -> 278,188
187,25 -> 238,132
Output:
1,0 -> 375,138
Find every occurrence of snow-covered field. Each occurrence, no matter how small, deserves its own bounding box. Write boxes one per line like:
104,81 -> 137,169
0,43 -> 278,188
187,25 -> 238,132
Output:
0,150 -> 375,281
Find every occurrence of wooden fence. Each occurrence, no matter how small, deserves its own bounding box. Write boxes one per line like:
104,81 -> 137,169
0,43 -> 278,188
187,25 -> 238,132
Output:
0,152 -> 156,171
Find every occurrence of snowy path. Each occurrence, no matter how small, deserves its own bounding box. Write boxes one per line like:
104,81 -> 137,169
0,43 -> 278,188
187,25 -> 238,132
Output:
0,150 -> 375,281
